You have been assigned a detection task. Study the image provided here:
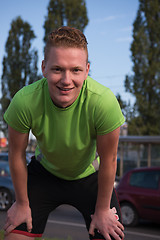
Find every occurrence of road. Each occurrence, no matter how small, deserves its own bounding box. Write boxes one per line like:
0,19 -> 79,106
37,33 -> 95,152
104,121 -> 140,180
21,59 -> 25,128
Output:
0,205 -> 160,240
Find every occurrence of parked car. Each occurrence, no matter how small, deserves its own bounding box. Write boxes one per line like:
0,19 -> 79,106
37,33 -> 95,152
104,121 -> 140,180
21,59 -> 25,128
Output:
116,167 -> 160,227
0,152 -> 8,161
0,161 -> 15,210
114,176 -> 121,188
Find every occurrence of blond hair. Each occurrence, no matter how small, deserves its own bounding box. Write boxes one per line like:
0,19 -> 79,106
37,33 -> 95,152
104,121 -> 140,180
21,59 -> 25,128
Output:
44,26 -> 88,62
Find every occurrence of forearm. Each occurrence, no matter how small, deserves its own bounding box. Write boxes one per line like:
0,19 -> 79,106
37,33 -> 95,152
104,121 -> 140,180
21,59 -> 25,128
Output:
95,128 -> 120,212
95,158 -> 117,211
8,126 -> 29,206
9,152 -> 29,205
4,156 -> 32,235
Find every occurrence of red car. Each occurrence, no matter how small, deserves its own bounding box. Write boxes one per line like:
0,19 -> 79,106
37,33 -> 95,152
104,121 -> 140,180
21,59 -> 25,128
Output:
116,167 -> 160,227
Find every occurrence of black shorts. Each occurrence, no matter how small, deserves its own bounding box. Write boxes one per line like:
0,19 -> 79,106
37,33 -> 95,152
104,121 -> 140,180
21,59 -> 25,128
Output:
12,158 -> 122,239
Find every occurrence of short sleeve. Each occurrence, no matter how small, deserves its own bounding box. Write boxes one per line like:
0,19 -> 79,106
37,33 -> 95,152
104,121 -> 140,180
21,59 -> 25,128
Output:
94,89 -> 125,135
4,90 -> 31,133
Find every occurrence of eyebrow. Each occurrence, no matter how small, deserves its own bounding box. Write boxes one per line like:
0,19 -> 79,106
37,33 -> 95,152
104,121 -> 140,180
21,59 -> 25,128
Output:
50,65 -> 83,69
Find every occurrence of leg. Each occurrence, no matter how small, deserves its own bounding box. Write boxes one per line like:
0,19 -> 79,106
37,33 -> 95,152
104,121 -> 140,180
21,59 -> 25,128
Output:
67,172 -> 123,240
110,188 -> 122,223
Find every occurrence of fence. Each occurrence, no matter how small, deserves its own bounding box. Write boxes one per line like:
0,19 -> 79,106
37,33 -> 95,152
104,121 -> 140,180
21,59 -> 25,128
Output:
118,136 -> 160,177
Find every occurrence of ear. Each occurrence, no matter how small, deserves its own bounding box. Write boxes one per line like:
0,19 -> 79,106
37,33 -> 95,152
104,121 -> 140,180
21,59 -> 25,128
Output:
41,60 -> 46,77
85,62 -> 90,79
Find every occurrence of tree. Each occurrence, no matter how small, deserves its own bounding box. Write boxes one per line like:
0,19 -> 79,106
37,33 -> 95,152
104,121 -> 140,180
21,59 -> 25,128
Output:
43,0 -> 88,44
116,94 -> 133,122
1,16 -> 40,133
125,0 -> 160,135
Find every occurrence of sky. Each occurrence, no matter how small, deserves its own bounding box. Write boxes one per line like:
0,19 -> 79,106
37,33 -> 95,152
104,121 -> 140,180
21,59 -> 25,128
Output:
0,0 -> 139,104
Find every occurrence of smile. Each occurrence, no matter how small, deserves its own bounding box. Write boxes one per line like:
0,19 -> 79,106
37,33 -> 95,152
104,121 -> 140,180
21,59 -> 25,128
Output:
57,87 -> 74,91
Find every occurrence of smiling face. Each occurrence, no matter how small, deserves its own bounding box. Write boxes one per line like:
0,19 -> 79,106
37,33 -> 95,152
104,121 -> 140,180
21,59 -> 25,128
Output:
42,47 -> 90,108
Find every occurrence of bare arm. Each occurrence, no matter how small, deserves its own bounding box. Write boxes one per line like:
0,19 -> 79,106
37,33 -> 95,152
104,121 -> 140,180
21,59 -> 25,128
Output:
4,126 -> 32,234
89,127 -> 124,240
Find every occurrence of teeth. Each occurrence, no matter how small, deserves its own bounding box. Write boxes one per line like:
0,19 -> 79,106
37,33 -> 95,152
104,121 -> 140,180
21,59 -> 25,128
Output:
60,88 -> 70,91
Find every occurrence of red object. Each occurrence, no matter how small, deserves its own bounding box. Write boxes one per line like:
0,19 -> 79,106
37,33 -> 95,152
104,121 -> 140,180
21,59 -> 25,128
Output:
116,167 -> 160,226
11,230 -> 42,237
0,138 -> 7,147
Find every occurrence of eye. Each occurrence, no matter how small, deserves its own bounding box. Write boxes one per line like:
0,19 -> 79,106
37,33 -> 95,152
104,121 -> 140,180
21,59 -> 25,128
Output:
51,67 -> 62,73
73,68 -> 82,73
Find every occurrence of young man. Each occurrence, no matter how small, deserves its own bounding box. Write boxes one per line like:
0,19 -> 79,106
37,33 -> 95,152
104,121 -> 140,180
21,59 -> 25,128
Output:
4,26 -> 125,240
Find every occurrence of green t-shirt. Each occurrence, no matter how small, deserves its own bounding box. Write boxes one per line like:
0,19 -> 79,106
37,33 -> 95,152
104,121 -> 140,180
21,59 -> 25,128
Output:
4,77 -> 125,180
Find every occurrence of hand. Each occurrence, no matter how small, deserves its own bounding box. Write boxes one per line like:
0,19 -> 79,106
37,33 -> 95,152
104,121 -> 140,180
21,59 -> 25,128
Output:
4,201 -> 32,235
89,207 -> 124,240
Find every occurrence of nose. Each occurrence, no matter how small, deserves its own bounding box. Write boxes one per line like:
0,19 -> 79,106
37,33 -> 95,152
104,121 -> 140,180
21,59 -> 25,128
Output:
61,71 -> 72,85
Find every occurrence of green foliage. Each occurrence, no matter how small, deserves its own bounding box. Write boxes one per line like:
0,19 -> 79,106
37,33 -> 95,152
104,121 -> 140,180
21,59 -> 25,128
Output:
116,93 -> 136,126
43,0 -> 89,44
1,16 -> 41,134
0,230 -> 4,239
125,0 -> 160,135
39,237 -> 72,240
35,237 -> 72,240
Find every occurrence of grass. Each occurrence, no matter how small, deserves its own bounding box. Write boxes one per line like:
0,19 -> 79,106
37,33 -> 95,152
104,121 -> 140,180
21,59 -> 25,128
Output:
0,230 -> 4,239
0,230 -> 72,240
35,237 -> 72,240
